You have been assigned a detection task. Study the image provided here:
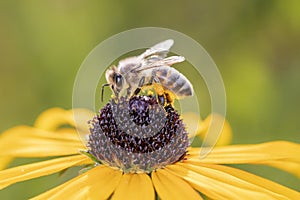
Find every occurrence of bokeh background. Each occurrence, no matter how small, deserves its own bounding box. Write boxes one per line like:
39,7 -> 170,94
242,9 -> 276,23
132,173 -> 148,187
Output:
1,0 -> 300,199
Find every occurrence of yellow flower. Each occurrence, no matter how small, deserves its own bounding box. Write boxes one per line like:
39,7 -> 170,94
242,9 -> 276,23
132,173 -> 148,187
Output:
0,97 -> 300,199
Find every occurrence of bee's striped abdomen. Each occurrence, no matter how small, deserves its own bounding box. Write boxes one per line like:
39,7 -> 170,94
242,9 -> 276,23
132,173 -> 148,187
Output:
155,67 -> 193,97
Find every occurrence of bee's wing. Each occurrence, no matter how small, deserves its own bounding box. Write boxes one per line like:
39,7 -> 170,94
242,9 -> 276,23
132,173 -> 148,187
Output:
152,56 -> 185,66
136,56 -> 185,72
139,39 -> 174,59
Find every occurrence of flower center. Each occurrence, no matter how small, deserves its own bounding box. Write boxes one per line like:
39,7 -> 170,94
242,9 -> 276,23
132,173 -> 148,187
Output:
88,96 -> 189,173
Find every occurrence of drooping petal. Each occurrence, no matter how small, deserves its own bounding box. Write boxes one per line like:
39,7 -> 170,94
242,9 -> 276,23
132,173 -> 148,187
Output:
71,108 -> 96,145
34,108 -> 95,136
0,126 -> 85,158
0,154 -> 91,190
34,108 -> 75,131
1,126 -> 81,144
32,165 -> 122,200
167,162 -> 300,200
152,168 -> 203,200
198,113 -> 232,146
181,112 -> 201,139
187,141 -> 300,177
265,160 -> 300,178
0,157 -> 13,170
33,107 -> 94,146
183,113 -> 232,146
112,173 -> 155,200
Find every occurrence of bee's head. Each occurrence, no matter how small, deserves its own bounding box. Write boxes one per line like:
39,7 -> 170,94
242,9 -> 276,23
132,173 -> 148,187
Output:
104,66 -> 125,100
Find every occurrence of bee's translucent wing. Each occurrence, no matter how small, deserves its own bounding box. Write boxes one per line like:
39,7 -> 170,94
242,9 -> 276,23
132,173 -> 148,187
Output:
136,56 -> 185,72
152,56 -> 185,66
149,39 -> 174,53
140,39 -> 174,59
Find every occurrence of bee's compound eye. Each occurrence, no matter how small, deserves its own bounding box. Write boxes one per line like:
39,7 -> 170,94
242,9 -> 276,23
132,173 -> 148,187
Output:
114,74 -> 123,88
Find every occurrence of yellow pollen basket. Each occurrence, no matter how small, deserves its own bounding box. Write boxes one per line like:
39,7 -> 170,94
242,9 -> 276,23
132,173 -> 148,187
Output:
142,83 -> 176,106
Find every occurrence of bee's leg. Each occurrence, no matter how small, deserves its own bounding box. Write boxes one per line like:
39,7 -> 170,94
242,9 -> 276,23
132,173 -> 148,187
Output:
151,76 -> 166,106
149,75 -> 155,85
133,88 -> 141,95
125,87 -> 132,99
112,92 -> 119,103
133,76 -> 145,95
158,94 -> 165,106
149,70 -> 160,85
152,76 -> 160,85
165,92 -> 175,105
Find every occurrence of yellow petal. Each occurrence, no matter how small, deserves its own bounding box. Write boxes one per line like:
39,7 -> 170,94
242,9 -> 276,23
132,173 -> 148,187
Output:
187,141 -> 300,177
0,157 -> 13,170
200,163 -> 300,199
1,126 -> 81,144
34,107 -> 95,142
265,160 -> 300,178
31,169 -> 89,200
152,168 -> 203,200
32,165 -> 122,200
198,113 -> 232,146
0,126 -> 85,157
72,108 -> 96,145
167,163 -> 236,200
167,162 -> 300,200
0,154 -> 90,189
181,112 -> 201,139
112,173 -> 154,200
34,108 -> 75,131
88,166 -> 122,200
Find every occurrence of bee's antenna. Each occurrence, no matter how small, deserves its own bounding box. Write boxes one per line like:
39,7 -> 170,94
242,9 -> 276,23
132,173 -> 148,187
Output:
101,83 -> 110,102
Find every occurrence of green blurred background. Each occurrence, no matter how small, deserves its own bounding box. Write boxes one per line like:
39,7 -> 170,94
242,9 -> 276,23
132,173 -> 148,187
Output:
1,0 -> 300,199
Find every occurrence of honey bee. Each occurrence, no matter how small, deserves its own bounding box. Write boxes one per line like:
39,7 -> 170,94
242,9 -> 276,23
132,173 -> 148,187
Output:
102,39 -> 194,105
